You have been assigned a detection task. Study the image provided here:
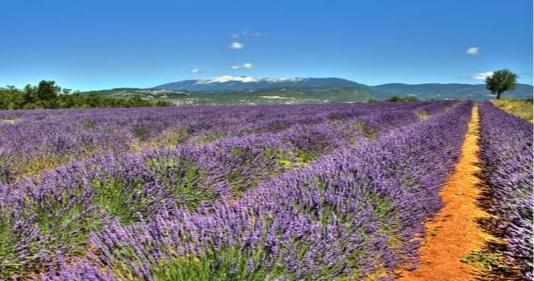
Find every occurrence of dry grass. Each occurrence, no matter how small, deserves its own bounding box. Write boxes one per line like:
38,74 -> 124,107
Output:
491,99 -> 533,122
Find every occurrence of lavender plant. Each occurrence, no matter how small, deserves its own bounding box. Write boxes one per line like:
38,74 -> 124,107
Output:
479,102 -> 533,280
0,101 -> 465,280
32,101 -> 471,280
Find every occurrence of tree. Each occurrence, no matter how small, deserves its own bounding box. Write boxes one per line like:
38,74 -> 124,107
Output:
23,84 -> 38,105
485,69 -> 518,100
0,81 -> 171,109
36,80 -> 60,101
386,96 -> 418,102
0,86 -> 24,109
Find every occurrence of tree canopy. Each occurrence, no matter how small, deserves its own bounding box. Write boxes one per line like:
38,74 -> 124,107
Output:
0,80 -> 172,109
485,69 -> 518,100
386,96 -> 418,102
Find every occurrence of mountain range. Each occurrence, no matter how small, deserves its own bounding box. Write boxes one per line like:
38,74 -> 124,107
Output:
154,76 -> 366,92
88,76 -> 533,105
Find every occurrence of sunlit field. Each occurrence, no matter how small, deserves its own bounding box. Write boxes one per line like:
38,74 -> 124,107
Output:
492,98 -> 533,122
1,0 -> 532,280
0,101 -> 531,280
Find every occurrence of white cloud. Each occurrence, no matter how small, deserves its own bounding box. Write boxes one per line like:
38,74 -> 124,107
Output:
231,62 -> 254,70
191,68 -> 200,73
229,41 -> 244,49
466,47 -> 479,55
232,31 -> 261,38
472,71 -> 494,80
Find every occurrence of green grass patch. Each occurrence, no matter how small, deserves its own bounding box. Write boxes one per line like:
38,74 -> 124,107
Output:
30,191 -> 101,251
153,129 -> 190,148
368,193 -> 402,249
461,250 -> 510,272
1,187 -> 102,278
12,154 -> 76,179
81,119 -> 96,128
0,211 -> 23,279
92,177 -> 151,224
194,132 -> 224,146
152,245 -> 290,281
354,121 -> 377,139
264,148 -> 295,169
132,126 -> 152,140
146,157 -> 217,209
297,150 -> 320,164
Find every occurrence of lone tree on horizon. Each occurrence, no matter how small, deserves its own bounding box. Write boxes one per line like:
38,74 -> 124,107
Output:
485,69 -> 518,99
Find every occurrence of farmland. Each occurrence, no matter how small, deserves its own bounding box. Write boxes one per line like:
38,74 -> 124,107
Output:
0,101 -> 532,280
492,98 -> 533,122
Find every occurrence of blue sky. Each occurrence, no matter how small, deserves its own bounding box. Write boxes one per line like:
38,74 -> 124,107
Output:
0,0 -> 532,90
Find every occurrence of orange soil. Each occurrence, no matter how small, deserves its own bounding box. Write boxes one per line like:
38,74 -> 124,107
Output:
397,105 -> 493,281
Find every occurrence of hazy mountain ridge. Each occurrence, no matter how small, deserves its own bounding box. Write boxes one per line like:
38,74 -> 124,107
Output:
86,76 -> 533,105
154,77 -> 366,92
371,83 -> 533,100
93,86 -> 373,105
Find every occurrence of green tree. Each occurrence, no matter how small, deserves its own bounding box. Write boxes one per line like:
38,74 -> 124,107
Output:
23,84 -> 38,105
386,96 -> 418,102
0,86 -> 24,109
36,80 -> 60,102
0,81 -> 170,109
485,69 -> 518,100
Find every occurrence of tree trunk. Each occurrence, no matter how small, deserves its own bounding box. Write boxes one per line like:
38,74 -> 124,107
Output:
496,92 -> 501,99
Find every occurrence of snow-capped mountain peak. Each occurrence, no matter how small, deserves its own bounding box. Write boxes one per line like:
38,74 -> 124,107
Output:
196,76 -> 259,84
195,76 -> 304,84
154,77 -> 359,91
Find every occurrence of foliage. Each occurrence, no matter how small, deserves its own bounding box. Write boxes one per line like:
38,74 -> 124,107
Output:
2,99 -> 529,280
0,101 -> 467,279
0,80 -> 172,109
386,95 -> 418,102
485,69 -> 518,100
153,245 -> 290,281
479,102 -> 533,279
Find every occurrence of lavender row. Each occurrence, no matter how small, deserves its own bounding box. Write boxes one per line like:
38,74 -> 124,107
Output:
479,102 -> 533,280
39,101 -> 472,280
0,103 -> 415,183
0,105 -> 332,182
0,102 -> 456,279
0,101 -> 445,183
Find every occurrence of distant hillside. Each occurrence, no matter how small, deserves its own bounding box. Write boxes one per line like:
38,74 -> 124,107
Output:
85,76 -> 533,105
370,83 -> 533,100
93,86 -> 373,105
154,76 -> 365,92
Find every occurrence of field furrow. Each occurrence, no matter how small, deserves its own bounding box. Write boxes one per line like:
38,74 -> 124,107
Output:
23,101 -> 471,280
3,100 -> 529,281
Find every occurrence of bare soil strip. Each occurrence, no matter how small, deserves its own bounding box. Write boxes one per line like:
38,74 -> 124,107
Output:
397,105 -> 494,281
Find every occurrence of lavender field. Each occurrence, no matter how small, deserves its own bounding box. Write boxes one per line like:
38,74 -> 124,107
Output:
0,101 -> 531,280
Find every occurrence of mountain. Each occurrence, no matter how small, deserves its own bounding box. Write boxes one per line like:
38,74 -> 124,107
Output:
370,83 -> 533,100
154,76 -> 533,101
86,76 -> 533,105
154,76 -> 366,92
92,86 -> 374,106
147,76 -> 374,104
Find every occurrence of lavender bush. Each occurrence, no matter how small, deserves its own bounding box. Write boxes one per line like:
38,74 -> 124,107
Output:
0,101 -> 468,280
479,102 -> 533,280
1,103 -> 432,183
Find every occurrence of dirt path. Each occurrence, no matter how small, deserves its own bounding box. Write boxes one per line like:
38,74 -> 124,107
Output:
397,105 -> 493,281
